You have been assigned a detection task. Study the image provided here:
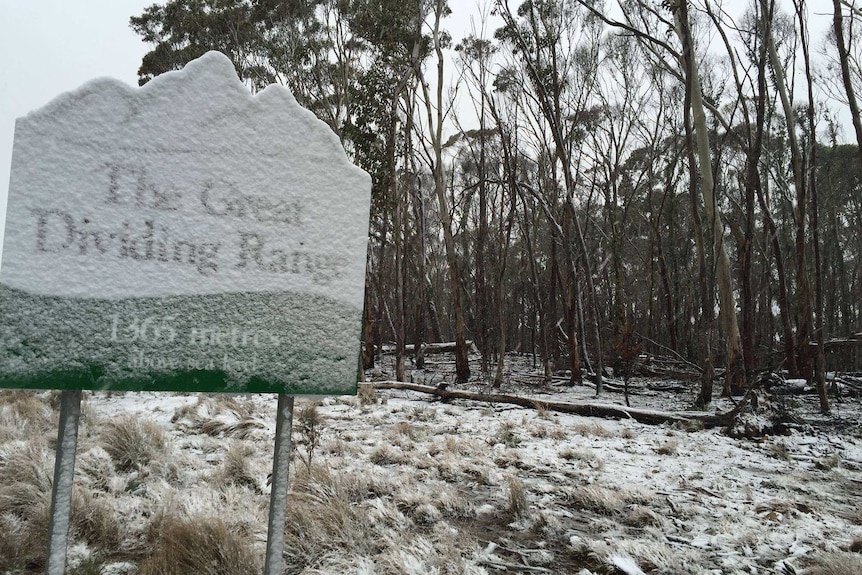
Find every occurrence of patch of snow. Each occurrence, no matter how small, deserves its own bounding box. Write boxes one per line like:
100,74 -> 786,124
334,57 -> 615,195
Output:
608,554 -> 646,575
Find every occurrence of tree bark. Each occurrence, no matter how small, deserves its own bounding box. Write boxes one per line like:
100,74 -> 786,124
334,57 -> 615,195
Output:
799,0 -> 831,413
418,0 -> 471,383
833,0 -> 862,162
762,0 -> 813,380
674,0 -> 745,396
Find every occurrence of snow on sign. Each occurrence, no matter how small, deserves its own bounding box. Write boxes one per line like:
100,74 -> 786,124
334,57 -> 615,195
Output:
0,51 -> 371,395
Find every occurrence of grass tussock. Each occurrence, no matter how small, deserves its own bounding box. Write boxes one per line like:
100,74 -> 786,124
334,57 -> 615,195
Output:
408,405 -> 437,422
805,552 -> 862,575
76,446 -> 116,492
284,468 -> 477,575
815,452 -> 842,470
393,421 -> 425,442
0,512 -> 46,573
566,485 -> 625,516
770,441 -> 791,461
623,505 -> 663,527
71,490 -> 123,550
559,446 -> 598,462
101,414 -> 167,472
0,441 -> 53,491
573,422 -> 612,438
655,439 -> 679,455
138,514 -> 260,575
0,390 -> 54,433
173,396 -> 264,439
282,469 -> 381,574
357,383 -> 379,405
507,475 -> 529,520
0,442 -> 53,571
369,444 -> 405,466
394,484 -> 474,524
216,442 -> 260,492
495,421 -> 522,447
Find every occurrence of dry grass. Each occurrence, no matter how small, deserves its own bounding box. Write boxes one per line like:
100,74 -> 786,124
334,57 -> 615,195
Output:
369,444 -> 405,466
507,475 -> 529,520
199,416 -> 265,439
623,505 -> 663,527
394,483 -> 473,523
805,552 -> 862,575
357,383 -> 378,405
394,421 -> 423,441
282,467 -> 476,575
495,421 -> 522,447
573,422 -> 612,438
0,512 -> 45,573
407,405 -> 436,422
138,514 -> 260,575
559,446 -> 597,462
215,442 -> 260,492
282,468 -> 381,574
0,441 -> 53,491
71,490 -> 123,550
566,485 -> 625,515
815,452 -> 842,470
656,439 -> 679,455
529,423 -> 551,439
76,446 -> 116,493
770,441 -> 791,461
0,390 -> 53,422
172,396 -> 264,439
101,414 -> 167,472
0,441 -> 53,571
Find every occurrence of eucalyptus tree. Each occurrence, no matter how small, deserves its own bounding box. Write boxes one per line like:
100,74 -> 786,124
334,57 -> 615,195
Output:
495,0 -> 606,392
669,0 -> 746,396
455,31 -> 498,376
348,0 -> 434,379
411,0 -> 473,383
131,0 -> 362,137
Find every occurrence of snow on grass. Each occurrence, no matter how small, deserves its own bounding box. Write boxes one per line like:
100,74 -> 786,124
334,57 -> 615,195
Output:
0,366 -> 861,574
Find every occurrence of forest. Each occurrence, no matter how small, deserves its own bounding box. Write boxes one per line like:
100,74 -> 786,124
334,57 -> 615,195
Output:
129,0 -> 862,408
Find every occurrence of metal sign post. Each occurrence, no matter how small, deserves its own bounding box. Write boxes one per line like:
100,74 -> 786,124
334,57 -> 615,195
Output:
46,389 -> 82,575
264,394 -> 295,575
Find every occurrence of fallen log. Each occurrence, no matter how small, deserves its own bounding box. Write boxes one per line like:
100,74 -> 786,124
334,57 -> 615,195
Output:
372,381 -> 742,428
379,341 -> 478,355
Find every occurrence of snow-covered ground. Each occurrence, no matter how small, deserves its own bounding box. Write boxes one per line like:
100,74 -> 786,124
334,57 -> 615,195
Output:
1,356 -> 861,574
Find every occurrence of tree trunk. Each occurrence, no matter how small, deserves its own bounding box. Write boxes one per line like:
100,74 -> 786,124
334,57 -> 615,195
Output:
406,93 -> 427,371
674,0 -> 745,395
521,195 -> 551,379
741,2 -> 769,382
476,92 -> 491,375
762,0 -> 813,380
799,0 -> 831,413
832,0 -> 862,162
685,88 -> 714,408
418,1 -> 470,383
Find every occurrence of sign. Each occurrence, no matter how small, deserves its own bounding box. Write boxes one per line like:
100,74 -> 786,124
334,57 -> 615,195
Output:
0,52 -> 371,394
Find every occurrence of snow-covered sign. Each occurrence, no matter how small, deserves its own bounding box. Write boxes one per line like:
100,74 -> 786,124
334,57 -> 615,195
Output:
0,52 -> 371,394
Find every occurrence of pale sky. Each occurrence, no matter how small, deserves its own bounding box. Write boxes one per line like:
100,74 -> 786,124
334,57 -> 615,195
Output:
0,0 -> 153,259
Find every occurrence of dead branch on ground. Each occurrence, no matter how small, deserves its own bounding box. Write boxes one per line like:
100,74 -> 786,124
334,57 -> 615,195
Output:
373,381 -> 744,428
